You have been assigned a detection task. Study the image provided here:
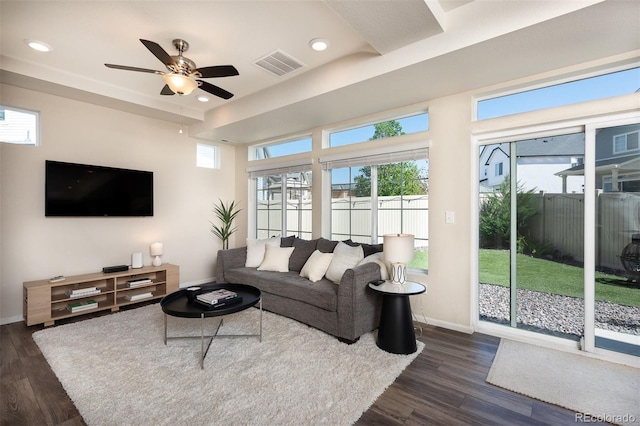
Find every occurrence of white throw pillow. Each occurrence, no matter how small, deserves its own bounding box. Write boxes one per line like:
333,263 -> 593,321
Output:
325,242 -> 364,284
257,245 -> 295,272
299,250 -> 334,282
357,252 -> 390,280
245,237 -> 280,267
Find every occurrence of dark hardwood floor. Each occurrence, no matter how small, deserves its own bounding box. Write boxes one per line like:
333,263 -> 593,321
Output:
1,304 -> 597,426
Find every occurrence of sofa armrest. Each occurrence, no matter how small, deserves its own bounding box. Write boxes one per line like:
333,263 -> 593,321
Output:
216,247 -> 247,283
336,262 -> 382,341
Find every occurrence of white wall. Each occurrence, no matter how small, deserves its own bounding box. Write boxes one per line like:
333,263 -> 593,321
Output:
0,84 -> 235,324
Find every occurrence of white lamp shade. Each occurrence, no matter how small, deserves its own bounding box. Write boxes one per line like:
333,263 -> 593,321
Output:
150,242 -> 164,256
383,234 -> 414,263
162,73 -> 198,95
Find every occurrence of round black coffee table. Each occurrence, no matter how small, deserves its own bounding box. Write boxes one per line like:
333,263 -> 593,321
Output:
161,282 -> 262,369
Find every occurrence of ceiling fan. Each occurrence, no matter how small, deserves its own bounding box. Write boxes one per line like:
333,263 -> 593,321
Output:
105,39 -> 238,99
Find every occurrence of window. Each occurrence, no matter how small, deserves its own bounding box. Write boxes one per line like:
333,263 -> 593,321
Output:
329,112 -> 428,147
196,143 -> 219,169
495,162 -> 503,176
251,136 -> 311,160
0,106 -> 39,146
613,131 -> 639,154
253,167 -> 312,239
322,142 -> 429,271
477,67 -> 640,120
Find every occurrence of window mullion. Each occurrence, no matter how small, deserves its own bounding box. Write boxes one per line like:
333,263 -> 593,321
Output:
371,165 -> 378,243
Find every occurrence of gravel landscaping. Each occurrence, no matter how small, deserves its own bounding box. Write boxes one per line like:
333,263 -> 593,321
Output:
479,283 -> 640,338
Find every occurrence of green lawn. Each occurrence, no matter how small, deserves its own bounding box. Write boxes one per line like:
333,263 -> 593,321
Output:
408,249 -> 639,307
479,249 -> 640,307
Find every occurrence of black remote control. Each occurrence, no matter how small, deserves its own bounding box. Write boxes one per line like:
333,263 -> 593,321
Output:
369,279 -> 385,286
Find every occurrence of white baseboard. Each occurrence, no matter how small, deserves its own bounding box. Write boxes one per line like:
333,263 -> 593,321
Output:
179,277 -> 216,288
413,313 -> 474,334
1,315 -> 25,325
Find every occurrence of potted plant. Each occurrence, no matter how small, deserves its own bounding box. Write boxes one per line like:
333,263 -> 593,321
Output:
210,199 -> 241,250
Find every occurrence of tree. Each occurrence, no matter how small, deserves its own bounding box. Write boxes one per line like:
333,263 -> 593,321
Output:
479,177 -> 537,250
353,120 -> 427,197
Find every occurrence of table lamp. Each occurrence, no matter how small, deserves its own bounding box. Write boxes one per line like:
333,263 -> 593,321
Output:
383,234 -> 414,285
150,242 -> 163,266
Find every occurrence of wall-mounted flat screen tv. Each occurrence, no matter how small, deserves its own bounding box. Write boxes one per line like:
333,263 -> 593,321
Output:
45,160 -> 154,217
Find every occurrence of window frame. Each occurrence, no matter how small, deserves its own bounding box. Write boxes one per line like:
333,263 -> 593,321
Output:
321,140 -> 430,272
0,105 -> 40,146
612,131 -> 640,154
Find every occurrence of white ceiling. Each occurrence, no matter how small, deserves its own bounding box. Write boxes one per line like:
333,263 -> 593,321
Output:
1,0 -> 639,144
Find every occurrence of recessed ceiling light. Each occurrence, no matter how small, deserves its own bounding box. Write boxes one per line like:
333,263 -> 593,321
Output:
25,39 -> 53,52
196,95 -> 210,103
309,38 -> 329,52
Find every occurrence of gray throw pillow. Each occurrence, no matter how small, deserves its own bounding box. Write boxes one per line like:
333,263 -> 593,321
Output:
317,238 -> 339,253
288,238 -> 318,272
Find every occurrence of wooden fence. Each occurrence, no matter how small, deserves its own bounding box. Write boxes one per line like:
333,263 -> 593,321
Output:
528,191 -> 640,271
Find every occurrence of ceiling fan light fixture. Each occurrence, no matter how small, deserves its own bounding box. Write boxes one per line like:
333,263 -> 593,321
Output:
162,73 -> 198,95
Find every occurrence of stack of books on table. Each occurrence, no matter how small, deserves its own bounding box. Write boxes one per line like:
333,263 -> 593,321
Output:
195,289 -> 241,308
126,278 -> 152,288
66,287 -> 101,298
67,299 -> 98,313
124,291 -> 153,302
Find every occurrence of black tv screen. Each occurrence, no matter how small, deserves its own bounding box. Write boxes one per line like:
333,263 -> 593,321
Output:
45,160 -> 153,217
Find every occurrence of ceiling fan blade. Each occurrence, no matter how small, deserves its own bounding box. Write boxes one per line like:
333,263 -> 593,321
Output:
197,80 -> 234,99
160,85 -> 175,95
105,63 -> 164,74
196,65 -> 239,78
140,39 -> 177,68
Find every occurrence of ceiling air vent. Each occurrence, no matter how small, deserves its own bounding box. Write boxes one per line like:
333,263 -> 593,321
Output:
254,49 -> 304,77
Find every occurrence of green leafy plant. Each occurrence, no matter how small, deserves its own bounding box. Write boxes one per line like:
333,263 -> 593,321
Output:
479,176 -> 537,250
210,199 -> 241,249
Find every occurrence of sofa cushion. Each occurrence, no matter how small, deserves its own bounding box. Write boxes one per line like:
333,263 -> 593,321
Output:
288,238 -> 318,272
325,242 -> 364,284
257,245 -> 295,272
299,250 -> 333,282
361,243 -> 384,257
224,267 -> 338,311
245,237 -> 280,267
280,235 -> 296,247
343,240 -> 384,257
358,252 -> 390,280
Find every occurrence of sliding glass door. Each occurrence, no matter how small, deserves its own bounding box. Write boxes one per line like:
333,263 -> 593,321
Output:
479,133 -> 586,341
478,120 -> 640,357
591,123 -> 640,356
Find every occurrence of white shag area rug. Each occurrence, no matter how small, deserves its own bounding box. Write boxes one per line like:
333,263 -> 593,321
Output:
487,339 -> 640,425
33,304 -> 423,426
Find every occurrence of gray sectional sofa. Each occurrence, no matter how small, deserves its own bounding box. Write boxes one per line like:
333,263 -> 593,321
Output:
216,237 -> 383,343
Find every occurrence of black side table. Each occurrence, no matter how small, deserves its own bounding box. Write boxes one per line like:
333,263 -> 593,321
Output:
368,280 -> 426,354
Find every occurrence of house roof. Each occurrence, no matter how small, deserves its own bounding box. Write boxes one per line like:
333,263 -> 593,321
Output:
515,133 -> 585,157
1,1 -> 638,144
557,154 -> 640,177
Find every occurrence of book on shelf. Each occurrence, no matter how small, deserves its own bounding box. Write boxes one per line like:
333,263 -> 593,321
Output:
196,289 -> 239,305
66,287 -> 101,298
126,278 -> 152,288
124,291 -> 153,302
67,299 -> 98,313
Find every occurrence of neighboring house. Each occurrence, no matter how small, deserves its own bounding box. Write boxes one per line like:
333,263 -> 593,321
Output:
557,123 -> 640,192
479,134 -> 585,193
